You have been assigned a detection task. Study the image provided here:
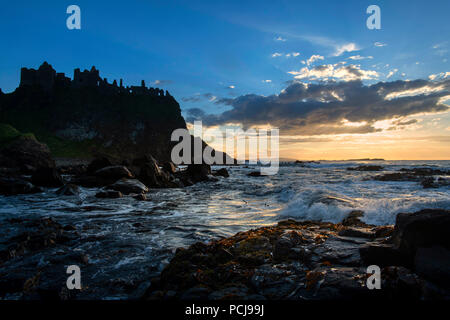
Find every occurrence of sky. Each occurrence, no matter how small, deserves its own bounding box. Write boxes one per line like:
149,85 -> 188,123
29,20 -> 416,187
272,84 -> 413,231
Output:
0,0 -> 449,160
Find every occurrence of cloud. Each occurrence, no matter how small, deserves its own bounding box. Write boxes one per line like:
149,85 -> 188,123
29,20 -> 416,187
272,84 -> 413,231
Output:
429,72 -> 450,80
275,36 -> 287,42
288,63 -> 379,81
271,52 -> 282,57
387,69 -> 398,79
182,93 -> 217,103
305,55 -> 324,66
153,80 -> 173,85
262,80 -> 272,83
374,42 -> 387,47
348,55 -> 373,60
285,52 -> 300,57
193,79 -> 450,135
334,43 -> 359,56
228,85 -> 235,89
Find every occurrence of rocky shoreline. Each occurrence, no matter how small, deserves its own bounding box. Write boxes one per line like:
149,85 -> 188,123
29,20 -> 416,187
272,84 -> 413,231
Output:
144,209 -> 450,300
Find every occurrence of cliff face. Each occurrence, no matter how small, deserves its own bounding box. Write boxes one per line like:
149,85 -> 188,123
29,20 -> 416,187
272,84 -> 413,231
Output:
0,62 -> 188,162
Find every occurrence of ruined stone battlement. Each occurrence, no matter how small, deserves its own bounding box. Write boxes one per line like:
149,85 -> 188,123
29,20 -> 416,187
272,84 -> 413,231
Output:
19,62 -> 171,97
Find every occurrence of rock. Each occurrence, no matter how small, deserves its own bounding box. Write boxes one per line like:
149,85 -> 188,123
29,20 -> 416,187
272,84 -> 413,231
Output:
133,194 -> 147,201
55,184 -> 80,196
414,246 -> 450,285
338,227 -> 375,238
0,177 -> 42,195
162,161 -> 176,174
94,165 -> 133,180
95,190 -> 123,199
70,175 -> 114,188
86,157 -> 113,174
0,136 -> 55,172
212,168 -> 229,177
347,165 -> 383,171
31,167 -> 64,187
247,171 -> 264,177
186,164 -> 211,182
180,287 -> 211,300
341,210 -> 367,227
359,243 -> 404,267
208,286 -> 249,300
273,238 -> 293,262
107,178 -> 148,194
392,209 -> 450,261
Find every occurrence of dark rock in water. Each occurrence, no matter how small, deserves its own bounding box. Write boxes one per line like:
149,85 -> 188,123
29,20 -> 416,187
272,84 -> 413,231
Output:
0,136 -> 55,172
138,159 -> 169,187
374,167 -> 449,183
162,161 -> 177,174
132,154 -> 159,167
55,184 -> 80,196
347,165 -> 383,171
95,190 -> 123,199
107,178 -> 148,194
399,167 -> 449,175
186,164 -> 211,182
31,167 -> 64,187
392,209 -> 450,262
86,157 -> 113,174
70,175 -> 114,188
421,176 -> 450,189
0,177 -> 42,195
247,171 -> 264,177
341,210 -> 367,227
359,243 -> 404,267
94,165 -> 133,180
133,194 -> 147,201
212,168 -> 229,178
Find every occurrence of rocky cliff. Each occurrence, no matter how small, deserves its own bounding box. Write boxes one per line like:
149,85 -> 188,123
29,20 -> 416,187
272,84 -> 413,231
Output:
0,62 -> 190,163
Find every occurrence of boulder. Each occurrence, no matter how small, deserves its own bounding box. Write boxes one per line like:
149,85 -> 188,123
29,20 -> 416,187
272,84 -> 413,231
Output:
107,178 -> 148,194
55,184 -> 80,196
94,166 -> 133,180
95,190 -> 123,199
414,246 -> 450,285
86,157 -> 113,174
392,209 -> 450,259
183,164 -> 211,183
213,168 -> 229,178
247,171 -> 265,177
70,175 -> 114,188
31,167 -> 64,187
0,177 -> 42,195
0,136 -> 55,172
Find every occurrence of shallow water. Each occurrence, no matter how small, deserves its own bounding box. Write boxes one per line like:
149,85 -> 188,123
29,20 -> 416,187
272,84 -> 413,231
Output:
0,160 -> 449,299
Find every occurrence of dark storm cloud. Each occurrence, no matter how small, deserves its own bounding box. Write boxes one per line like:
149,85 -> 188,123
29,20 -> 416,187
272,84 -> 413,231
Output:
192,79 -> 450,135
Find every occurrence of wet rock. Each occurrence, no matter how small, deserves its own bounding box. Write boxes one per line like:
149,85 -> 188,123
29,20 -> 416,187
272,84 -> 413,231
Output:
137,156 -> 171,188
341,210 -> 367,227
247,171 -> 264,177
133,194 -> 147,201
55,184 -> 80,196
359,243 -> 404,267
86,157 -> 113,174
107,178 -> 148,194
338,227 -> 375,238
95,190 -> 123,199
186,164 -> 211,182
347,165 -> 383,171
180,287 -> 211,300
94,165 -> 133,180
70,175 -> 114,188
31,167 -> 64,187
212,168 -> 229,178
0,177 -> 42,195
392,209 -> 450,263
209,286 -> 249,300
